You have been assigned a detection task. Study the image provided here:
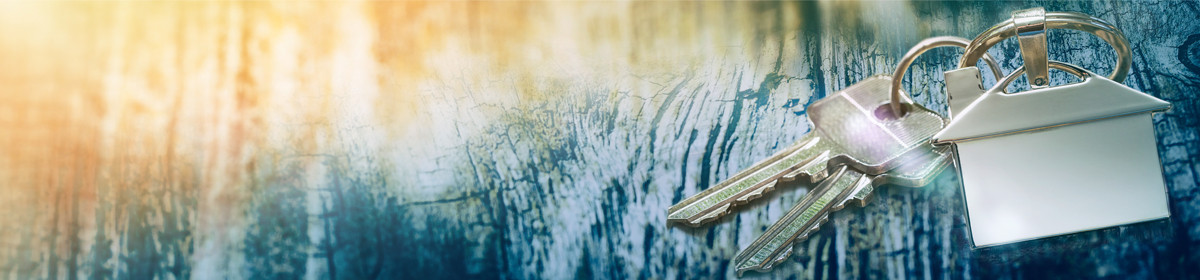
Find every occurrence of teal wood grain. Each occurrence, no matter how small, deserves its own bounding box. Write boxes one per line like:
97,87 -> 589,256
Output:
0,1 -> 1197,279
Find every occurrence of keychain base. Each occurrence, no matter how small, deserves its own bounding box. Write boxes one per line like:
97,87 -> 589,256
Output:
956,113 -> 1170,247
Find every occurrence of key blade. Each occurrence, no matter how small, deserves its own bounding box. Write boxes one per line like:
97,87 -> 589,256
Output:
779,150 -> 833,183
668,134 -> 837,226
733,166 -> 870,275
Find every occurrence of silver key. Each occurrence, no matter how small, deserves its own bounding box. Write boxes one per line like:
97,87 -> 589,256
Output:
667,76 -> 945,226
732,145 -> 953,274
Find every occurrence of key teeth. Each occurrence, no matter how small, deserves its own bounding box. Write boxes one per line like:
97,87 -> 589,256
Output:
781,152 -> 831,184
737,181 -> 777,204
780,170 -> 800,182
693,203 -> 732,225
853,189 -> 874,208
812,215 -> 828,232
689,180 -> 780,226
737,214 -> 829,276
833,200 -> 847,211
782,167 -> 827,184
844,185 -> 875,209
736,244 -> 794,276
765,246 -> 792,271
679,179 -> 780,226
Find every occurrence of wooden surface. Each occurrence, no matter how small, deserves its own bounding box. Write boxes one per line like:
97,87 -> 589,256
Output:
0,1 -> 1197,279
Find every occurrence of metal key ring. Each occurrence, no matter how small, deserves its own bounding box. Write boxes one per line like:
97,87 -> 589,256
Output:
889,36 -> 1005,118
958,11 -> 1131,83
989,60 -> 1089,93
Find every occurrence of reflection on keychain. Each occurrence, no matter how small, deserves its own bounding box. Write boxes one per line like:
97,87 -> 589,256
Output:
934,8 -> 1173,247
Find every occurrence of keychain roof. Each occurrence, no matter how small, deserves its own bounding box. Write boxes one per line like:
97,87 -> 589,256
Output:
934,7 -> 1169,144
932,67 -> 1170,143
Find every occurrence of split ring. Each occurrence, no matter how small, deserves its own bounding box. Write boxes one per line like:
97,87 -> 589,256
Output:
889,36 -> 1005,118
958,11 -> 1131,83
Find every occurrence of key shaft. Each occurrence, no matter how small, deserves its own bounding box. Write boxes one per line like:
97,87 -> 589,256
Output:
733,166 -> 870,274
732,148 -> 955,274
668,134 -> 838,226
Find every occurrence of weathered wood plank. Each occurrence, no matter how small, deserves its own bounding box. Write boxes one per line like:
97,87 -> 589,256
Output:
0,1 -> 1196,279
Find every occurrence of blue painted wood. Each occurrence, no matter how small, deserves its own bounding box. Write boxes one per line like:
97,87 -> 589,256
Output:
1,1 -> 1197,279
408,2 -> 1200,279
284,1 -> 1200,279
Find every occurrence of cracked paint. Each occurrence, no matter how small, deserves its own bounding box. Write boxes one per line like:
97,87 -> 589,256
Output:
0,1 -> 1197,279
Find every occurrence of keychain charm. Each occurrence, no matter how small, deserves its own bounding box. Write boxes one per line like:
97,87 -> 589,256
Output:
935,10 -> 1173,247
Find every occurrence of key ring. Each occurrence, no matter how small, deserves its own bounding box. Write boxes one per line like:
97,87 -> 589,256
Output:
957,11 -> 1131,83
889,36 -> 1004,118
989,60 -> 1089,93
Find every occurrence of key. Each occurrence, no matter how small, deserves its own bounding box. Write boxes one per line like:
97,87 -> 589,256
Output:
732,145 -> 954,274
667,76 -> 946,226
666,36 -> 1006,275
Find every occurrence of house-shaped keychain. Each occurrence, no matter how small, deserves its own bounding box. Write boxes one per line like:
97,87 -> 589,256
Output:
931,62 -> 1172,247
